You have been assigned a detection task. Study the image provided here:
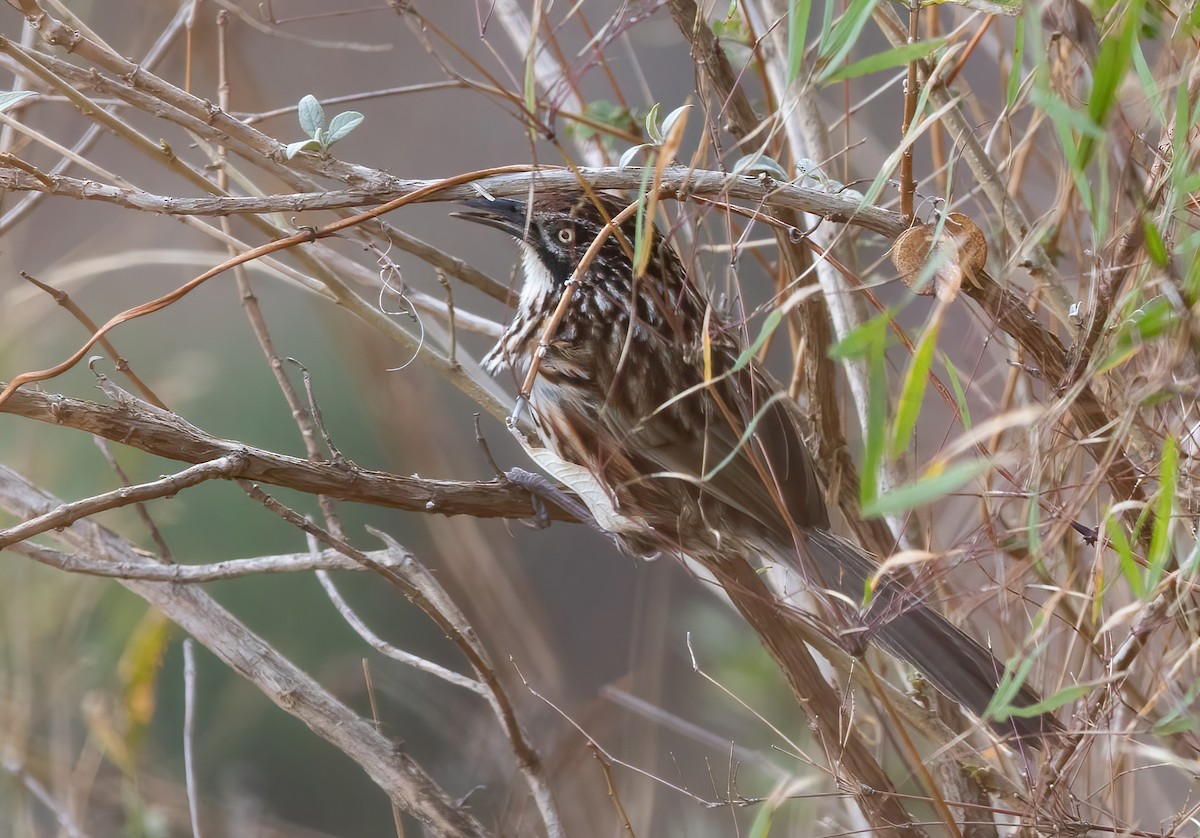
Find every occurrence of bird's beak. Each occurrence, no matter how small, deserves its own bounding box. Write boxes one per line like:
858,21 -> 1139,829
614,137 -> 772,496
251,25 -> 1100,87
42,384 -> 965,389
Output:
450,197 -> 529,239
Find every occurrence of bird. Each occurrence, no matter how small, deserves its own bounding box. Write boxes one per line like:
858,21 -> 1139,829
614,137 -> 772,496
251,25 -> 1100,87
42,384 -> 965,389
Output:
455,189 -> 1057,747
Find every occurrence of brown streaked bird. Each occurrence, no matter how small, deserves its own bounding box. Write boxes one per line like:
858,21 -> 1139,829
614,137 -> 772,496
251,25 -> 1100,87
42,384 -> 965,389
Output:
456,191 -> 1056,747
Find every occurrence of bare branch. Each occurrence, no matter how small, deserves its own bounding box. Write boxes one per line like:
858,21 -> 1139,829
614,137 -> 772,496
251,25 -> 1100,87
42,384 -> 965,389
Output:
8,542 -> 394,581
0,163 -> 904,234
0,454 -> 248,550
316,566 -> 488,695
182,639 -> 203,838
0,383 -> 572,522
0,464 -> 486,836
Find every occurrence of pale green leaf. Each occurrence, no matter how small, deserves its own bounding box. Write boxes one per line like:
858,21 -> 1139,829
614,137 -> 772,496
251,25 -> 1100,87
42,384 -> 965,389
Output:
862,458 -> 990,518
325,111 -> 363,144
822,37 -> 947,84
891,318 -> 940,457
297,94 -> 324,139
285,138 -> 321,159
0,90 -> 35,113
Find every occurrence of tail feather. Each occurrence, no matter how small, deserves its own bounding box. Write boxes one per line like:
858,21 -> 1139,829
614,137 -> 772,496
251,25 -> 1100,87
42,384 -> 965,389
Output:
798,528 -> 1060,748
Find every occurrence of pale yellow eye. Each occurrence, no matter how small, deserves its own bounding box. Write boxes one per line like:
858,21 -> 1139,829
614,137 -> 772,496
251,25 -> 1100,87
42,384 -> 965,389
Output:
557,226 -> 574,244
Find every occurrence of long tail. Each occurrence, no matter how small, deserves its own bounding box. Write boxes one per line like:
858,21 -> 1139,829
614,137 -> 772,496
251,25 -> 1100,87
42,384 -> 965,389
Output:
799,528 -> 1059,747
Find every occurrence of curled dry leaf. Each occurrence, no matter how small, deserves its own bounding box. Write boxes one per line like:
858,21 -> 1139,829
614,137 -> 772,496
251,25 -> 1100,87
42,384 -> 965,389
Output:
890,212 -> 987,301
891,225 -> 936,292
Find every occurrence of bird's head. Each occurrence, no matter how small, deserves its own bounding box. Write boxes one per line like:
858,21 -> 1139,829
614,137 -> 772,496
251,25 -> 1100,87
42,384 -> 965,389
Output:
452,191 -> 656,287
455,190 -> 700,363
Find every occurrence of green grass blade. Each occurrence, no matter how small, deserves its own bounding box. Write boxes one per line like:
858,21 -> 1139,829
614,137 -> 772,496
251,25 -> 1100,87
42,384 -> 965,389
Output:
816,0 -> 879,72
863,458 -> 990,518
891,317 -> 940,457
1106,515 -> 1144,599
787,0 -> 813,85
985,644 -> 1043,720
1005,17 -> 1025,108
1002,681 -> 1096,717
732,309 -> 784,372
822,37 -> 946,85
1145,436 -> 1177,591
941,354 -> 971,429
1077,0 -> 1141,168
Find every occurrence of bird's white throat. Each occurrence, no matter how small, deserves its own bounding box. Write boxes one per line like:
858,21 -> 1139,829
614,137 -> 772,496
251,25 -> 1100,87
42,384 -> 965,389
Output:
519,243 -> 558,314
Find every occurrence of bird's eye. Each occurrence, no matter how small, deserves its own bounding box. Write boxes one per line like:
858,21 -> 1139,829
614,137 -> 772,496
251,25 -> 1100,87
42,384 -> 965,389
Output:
556,226 -> 575,245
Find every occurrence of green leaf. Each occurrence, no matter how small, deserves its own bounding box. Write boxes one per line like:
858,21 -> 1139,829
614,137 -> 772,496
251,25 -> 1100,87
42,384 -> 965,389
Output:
925,0 -> 1022,12
1092,151 -> 1112,240
1087,1 -> 1138,127
1121,296 -> 1178,344
1187,246 -> 1200,306
834,316 -> 891,506
1152,678 -> 1200,735
1001,681 -> 1095,717
732,309 -> 784,372
1106,515 -> 1144,599
1139,389 -> 1174,408
644,102 -> 663,145
661,104 -> 691,139
985,641 -> 1049,721
325,111 -> 363,145
1093,342 -> 1140,374
1031,87 -> 1105,140
1005,18 -> 1025,108
942,354 -> 971,429
1145,436 -> 1177,591
285,138 -> 322,159
1178,228 -> 1200,254
702,393 -> 792,482
862,335 -> 888,507
297,94 -> 324,139
748,796 -> 777,838
1143,219 -> 1169,266
571,99 -> 634,143
1173,80 -> 1198,196
816,0 -> 879,72
890,318 -> 940,457
523,51 -> 537,140
822,37 -> 947,84
862,458 -> 991,518
1178,171 -> 1200,195
830,315 -> 891,504
712,11 -> 748,41
1077,0 -> 1140,168
1025,475 -> 1042,557
632,164 -> 654,278
1131,38 -> 1165,125
731,153 -> 790,179
787,0 -> 813,85
829,311 -> 889,360
817,0 -> 836,62
0,90 -> 35,113
1152,714 -> 1198,737
618,144 -> 651,169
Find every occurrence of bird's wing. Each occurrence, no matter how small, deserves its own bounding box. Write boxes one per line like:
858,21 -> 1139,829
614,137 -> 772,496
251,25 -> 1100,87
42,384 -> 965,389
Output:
602,340 -> 831,543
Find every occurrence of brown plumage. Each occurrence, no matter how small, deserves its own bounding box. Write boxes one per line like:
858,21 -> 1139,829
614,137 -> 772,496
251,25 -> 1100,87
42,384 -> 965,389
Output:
457,191 -> 1057,747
